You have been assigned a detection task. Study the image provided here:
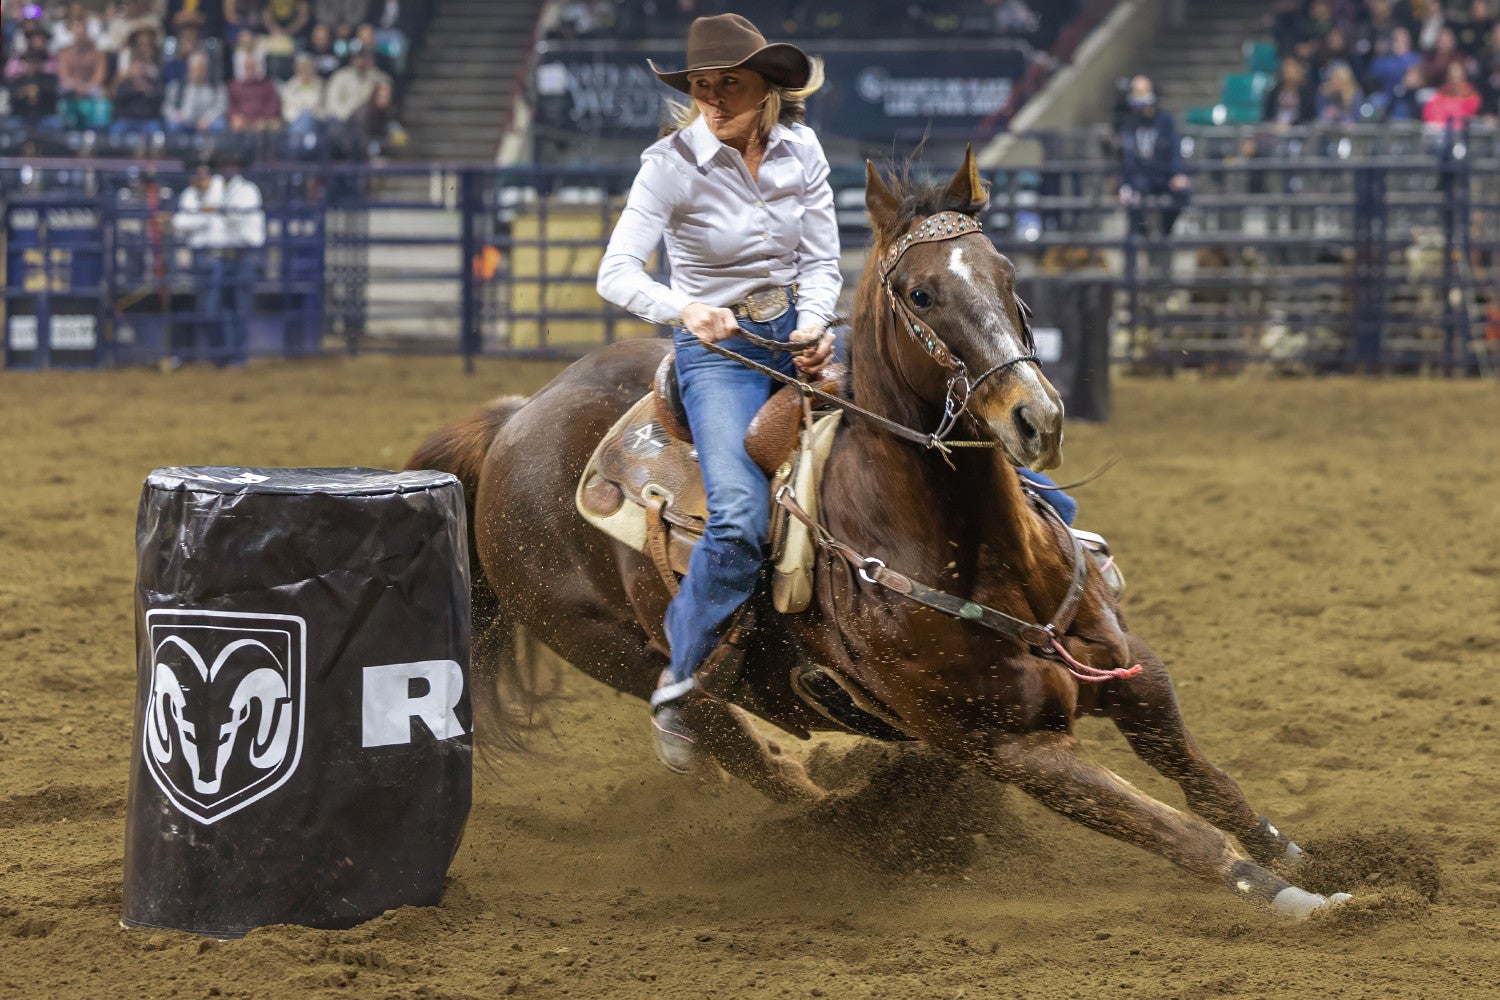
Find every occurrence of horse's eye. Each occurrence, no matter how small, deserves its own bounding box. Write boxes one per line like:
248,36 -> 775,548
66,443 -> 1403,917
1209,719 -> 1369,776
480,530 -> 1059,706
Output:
909,289 -> 933,309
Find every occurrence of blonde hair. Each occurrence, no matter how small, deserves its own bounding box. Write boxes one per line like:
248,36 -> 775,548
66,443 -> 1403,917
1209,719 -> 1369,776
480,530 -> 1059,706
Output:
661,57 -> 826,139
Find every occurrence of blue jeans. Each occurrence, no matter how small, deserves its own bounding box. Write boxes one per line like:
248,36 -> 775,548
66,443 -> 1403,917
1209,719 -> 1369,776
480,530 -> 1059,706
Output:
193,250 -> 259,364
1018,468 -> 1078,525
663,306 -> 800,686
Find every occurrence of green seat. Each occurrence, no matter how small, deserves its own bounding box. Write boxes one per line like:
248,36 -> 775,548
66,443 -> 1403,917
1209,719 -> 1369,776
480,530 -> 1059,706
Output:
1184,105 -> 1222,126
1244,40 -> 1278,74
1221,72 -> 1271,107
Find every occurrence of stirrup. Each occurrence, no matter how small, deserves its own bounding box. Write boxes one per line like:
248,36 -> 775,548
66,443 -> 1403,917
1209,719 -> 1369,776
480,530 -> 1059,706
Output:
649,672 -> 697,774
1071,527 -> 1125,599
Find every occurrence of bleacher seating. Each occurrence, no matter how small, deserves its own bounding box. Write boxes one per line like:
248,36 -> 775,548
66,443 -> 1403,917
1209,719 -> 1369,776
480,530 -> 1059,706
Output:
0,0 -> 435,165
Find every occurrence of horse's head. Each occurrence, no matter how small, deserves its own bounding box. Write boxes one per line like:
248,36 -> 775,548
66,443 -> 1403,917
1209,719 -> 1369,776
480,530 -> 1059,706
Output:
860,148 -> 1064,470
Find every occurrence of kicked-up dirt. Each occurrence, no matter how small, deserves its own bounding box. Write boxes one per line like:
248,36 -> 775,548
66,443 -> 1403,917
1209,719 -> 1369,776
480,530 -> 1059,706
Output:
1,357 -> 1497,999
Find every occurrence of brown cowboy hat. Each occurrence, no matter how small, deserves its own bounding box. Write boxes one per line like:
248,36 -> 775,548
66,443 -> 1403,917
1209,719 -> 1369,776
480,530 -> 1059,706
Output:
648,13 -> 813,94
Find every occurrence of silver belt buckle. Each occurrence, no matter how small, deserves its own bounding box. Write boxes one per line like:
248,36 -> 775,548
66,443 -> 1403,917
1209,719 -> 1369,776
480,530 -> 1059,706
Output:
740,286 -> 791,323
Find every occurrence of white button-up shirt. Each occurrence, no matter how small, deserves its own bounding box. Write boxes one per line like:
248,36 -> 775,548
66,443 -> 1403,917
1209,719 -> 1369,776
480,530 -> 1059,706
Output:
172,175 -> 267,250
597,115 -> 842,329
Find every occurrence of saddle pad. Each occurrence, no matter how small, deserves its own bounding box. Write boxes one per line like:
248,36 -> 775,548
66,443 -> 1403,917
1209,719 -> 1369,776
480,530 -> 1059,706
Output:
575,392 -> 840,614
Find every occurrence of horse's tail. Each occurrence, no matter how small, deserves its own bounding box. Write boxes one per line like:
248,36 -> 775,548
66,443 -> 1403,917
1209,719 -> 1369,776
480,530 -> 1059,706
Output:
406,393 -> 525,513
408,395 -> 557,763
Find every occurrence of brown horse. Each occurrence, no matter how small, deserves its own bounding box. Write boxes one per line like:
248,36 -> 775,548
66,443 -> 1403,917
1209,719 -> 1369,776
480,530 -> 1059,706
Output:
411,150 -> 1350,918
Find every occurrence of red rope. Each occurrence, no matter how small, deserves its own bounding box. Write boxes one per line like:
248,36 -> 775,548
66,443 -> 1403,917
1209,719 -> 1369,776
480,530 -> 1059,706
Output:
1048,635 -> 1143,684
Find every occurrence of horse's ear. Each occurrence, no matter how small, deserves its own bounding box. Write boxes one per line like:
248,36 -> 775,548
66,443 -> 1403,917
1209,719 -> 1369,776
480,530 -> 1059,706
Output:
943,144 -> 990,215
865,160 -> 900,233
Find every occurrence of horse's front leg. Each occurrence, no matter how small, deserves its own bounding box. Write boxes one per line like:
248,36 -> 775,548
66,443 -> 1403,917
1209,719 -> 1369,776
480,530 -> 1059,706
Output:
967,729 -> 1346,918
1095,635 -> 1305,868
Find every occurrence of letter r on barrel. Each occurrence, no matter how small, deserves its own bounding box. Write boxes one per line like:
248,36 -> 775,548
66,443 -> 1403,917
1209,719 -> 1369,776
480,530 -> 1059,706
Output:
361,660 -> 468,747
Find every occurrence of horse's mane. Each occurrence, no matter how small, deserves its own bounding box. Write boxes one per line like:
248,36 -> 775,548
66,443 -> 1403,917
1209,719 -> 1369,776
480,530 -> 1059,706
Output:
868,161 -> 988,254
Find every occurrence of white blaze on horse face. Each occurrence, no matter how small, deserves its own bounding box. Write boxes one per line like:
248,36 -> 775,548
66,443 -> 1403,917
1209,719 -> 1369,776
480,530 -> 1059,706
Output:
949,245 -> 976,289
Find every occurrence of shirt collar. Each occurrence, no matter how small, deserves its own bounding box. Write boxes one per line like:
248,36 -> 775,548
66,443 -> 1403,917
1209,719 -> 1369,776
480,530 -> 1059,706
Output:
683,115 -> 802,167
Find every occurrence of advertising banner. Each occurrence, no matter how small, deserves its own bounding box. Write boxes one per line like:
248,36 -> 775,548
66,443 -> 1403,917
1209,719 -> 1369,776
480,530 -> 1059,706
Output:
534,43 -> 1026,141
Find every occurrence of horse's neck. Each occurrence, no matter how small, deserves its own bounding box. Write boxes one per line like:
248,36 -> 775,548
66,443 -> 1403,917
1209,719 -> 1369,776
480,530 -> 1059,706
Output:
831,276 -> 1048,596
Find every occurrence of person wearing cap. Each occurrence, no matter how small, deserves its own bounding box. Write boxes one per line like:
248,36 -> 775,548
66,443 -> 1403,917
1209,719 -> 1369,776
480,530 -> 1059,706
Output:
596,12 -> 840,774
1117,74 -> 1191,237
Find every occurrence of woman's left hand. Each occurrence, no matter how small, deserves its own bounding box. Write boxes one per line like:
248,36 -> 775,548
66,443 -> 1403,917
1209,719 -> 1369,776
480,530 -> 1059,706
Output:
790,326 -> 835,378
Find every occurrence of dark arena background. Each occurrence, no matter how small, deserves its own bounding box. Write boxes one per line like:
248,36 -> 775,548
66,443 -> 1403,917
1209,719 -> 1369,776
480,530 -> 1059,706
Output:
3,0 -> 1500,996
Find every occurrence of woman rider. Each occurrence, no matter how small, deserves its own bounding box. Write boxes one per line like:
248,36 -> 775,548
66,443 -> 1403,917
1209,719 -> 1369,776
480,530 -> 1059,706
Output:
597,13 -> 840,773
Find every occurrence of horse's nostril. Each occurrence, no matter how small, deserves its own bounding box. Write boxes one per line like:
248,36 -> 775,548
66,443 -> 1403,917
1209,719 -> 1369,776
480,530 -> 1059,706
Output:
1013,405 -> 1039,443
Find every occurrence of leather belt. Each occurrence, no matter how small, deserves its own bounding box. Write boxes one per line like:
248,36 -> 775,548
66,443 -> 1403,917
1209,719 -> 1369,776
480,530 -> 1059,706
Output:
730,284 -> 797,323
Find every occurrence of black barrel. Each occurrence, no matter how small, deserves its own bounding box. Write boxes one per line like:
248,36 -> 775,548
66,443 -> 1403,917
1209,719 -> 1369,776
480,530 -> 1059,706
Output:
123,467 -> 473,938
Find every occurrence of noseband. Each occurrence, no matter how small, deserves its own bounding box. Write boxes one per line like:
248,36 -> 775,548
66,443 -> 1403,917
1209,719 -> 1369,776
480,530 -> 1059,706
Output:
878,211 -> 1042,443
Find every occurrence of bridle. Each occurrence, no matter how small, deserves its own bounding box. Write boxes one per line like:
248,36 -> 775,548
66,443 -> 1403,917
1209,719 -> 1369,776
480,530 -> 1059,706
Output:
877,210 -> 1042,447
702,209 -> 1045,459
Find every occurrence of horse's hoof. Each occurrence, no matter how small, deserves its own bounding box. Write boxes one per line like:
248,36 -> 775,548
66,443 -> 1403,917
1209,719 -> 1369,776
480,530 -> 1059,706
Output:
1271,886 -> 1353,920
1283,840 -> 1306,865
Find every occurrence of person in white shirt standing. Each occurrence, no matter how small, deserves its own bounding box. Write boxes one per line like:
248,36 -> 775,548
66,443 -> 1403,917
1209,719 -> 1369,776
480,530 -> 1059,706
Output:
171,149 -> 266,365
596,13 -> 840,774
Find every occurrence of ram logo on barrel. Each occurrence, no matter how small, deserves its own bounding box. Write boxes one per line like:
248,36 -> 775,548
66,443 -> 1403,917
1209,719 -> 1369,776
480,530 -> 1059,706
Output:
141,610 -> 306,825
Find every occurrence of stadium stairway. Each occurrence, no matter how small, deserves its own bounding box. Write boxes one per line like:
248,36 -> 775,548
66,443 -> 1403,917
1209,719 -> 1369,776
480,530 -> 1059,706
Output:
399,0 -> 546,162
1127,0 -> 1269,117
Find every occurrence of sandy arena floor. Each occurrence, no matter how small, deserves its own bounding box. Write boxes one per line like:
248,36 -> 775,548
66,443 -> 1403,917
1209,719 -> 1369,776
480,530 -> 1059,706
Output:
1,357 -> 1498,999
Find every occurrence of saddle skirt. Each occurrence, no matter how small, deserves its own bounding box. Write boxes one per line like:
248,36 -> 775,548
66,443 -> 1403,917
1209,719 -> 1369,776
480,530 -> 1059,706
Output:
575,371 -> 841,614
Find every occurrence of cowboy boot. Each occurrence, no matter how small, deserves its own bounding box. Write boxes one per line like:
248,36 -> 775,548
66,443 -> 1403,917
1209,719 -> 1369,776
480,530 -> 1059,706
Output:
649,602 -> 758,773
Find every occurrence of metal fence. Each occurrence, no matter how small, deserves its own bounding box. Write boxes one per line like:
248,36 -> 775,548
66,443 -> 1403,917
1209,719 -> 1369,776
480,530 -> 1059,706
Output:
3,122 -> 1497,373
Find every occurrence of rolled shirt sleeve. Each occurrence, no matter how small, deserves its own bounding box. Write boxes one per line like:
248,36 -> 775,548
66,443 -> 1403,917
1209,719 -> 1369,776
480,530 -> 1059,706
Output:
597,154 -> 692,327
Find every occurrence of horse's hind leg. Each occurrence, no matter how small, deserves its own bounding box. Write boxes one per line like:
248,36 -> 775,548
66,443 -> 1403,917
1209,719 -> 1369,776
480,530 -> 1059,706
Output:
972,730 -> 1341,918
1101,637 -> 1304,868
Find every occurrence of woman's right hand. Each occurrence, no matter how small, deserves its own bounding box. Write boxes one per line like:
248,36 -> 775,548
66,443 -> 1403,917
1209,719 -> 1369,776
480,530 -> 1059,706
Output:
681,301 -> 739,344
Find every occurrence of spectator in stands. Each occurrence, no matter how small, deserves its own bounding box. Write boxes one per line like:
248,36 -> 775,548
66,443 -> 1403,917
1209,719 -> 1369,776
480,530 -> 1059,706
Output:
228,49 -> 281,129
342,76 -> 401,159
163,49 -> 225,129
1264,56 -> 1316,125
5,28 -> 56,80
324,44 -> 386,120
161,23 -> 202,85
1456,0 -> 1494,57
170,149 -> 265,366
1271,0 -> 1304,57
1317,62 -> 1365,122
1367,26 -> 1420,95
50,2 -> 105,52
167,0 -> 226,38
1423,60 -> 1481,125
598,12 -> 839,772
1291,0 -> 1335,63
1116,74 -> 1190,237
117,27 -> 163,78
223,0 -> 264,44
1422,26 -> 1464,87
1351,0 -> 1398,71
1318,27 -> 1360,83
305,21 -> 340,77
312,0 -> 365,36
231,27 -> 264,80
1381,63 -> 1428,120
369,0 -> 406,72
262,0 -> 309,41
279,51 -> 324,134
6,49 -> 62,127
110,53 -> 164,133
1477,22 -> 1500,113
352,22 -> 393,77
56,20 -> 106,96
103,0 -> 162,55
